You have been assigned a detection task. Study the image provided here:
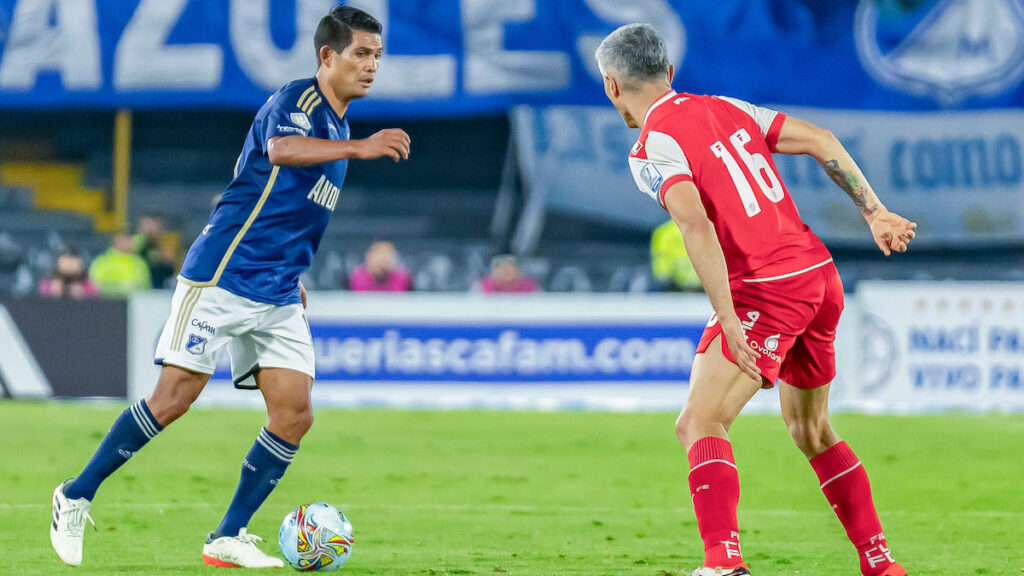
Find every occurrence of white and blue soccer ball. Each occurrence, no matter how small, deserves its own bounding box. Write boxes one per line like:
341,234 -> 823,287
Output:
279,502 -> 354,572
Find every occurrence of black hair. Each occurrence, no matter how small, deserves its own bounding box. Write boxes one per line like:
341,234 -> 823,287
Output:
314,5 -> 382,66
57,246 -> 82,259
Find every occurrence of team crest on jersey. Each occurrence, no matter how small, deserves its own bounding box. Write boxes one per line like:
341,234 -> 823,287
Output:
185,334 -> 207,355
639,162 -> 664,193
290,112 -> 312,131
855,0 -> 1024,106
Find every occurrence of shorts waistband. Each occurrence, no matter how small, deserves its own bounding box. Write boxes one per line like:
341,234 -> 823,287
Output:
740,258 -> 833,283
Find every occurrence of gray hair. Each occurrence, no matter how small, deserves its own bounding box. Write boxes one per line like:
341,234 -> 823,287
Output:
594,23 -> 670,90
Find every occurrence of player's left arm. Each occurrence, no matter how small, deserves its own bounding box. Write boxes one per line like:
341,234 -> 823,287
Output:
663,182 -> 761,382
299,280 -> 307,309
773,116 -> 917,256
267,130 -> 410,167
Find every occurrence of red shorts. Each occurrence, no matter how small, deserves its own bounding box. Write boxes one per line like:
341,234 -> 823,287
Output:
696,260 -> 844,389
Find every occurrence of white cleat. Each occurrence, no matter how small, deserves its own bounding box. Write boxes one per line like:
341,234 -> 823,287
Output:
50,479 -> 95,566
202,528 -> 284,569
691,567 -> 751,576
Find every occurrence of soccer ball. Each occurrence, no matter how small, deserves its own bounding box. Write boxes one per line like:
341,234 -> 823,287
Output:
279,502 -> 354,572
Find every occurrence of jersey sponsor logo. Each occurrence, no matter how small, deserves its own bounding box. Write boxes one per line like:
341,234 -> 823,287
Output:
855,0 -> 1024,106
185,333 -> 207,355
639,162 -> 664,193
289,112 -> 311,131
749,338 -> 782,364
276,124 -> 308,136
307,174 -> 340,212
191,319 -> 216,336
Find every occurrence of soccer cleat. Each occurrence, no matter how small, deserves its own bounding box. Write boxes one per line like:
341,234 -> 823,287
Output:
202,528 -> 285,569
50,479 -> 95,566
690,566 -> 751,576
880,563 -> 907,576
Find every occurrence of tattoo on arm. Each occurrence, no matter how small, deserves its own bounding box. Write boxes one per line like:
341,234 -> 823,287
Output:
823,159 -> 880,219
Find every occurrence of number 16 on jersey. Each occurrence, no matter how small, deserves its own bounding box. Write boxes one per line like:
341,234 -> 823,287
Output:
710,128 -> 785,217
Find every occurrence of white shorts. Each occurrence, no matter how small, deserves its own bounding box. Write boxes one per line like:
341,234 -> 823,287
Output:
154,283 -> 315,388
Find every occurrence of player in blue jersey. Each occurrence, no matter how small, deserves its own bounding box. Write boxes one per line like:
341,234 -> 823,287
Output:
50,6 -> 409,569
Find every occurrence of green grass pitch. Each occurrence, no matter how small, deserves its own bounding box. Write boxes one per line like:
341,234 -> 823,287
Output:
2,402 -> 1022,575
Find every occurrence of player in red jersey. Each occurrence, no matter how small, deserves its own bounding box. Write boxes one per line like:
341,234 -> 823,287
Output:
596,24 -> 917,576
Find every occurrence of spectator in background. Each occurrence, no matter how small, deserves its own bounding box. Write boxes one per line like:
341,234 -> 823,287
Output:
39,249 -> 99,299
134,213 -> 178,289
478,254 -> 539,293
348,241 -> 412,292
90,231 -> 151,297
650,220 -> 703,292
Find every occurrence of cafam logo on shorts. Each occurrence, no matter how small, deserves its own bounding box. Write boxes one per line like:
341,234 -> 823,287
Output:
855,0 -> 1024,106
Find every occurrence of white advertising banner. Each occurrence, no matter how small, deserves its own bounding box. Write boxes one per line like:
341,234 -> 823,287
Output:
130,284 -> 1024,413
853,282 -> 1024,412
129,291 -> 793,412
512,106 -> 1024,244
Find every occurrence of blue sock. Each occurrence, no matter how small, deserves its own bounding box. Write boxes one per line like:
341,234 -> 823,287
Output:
64,400 -> 163,501
217,427 -> 298,537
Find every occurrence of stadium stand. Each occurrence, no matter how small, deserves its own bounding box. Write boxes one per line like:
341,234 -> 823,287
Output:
2,110 -> 1023,297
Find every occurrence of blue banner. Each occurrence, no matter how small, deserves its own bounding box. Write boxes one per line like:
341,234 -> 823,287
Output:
1,0 -> 1023,115
212,321 -> 704,383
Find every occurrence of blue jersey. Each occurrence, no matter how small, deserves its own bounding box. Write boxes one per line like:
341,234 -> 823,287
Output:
179,78 -> 350,305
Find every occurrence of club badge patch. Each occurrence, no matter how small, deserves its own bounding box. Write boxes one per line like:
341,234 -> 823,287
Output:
290,112 -> 312,131
186,334 -> 207,355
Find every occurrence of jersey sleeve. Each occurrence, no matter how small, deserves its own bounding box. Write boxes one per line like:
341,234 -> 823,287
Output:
261,85 -> 324,146
716,96 -> 787,152
628,131 -> 693,209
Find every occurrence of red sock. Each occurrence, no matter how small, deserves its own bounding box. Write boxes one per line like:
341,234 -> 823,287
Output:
687,437 -> 743,569
811,441 -> 896,576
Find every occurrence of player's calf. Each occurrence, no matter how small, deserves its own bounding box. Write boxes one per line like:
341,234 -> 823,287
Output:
811,441 -> 902,576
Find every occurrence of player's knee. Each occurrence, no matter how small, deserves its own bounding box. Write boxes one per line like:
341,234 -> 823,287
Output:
271,405 -> 314,441
295,408 -> 314,437
147,393 -> 193,426
786,415 -> 836,457
674,409 -> 704,446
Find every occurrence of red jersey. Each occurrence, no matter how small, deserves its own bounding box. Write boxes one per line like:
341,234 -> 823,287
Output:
628,91 -> 832,282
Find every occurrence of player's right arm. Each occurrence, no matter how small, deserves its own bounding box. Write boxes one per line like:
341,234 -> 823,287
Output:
774,116 -> 917,255
663,181 -> 761,382
267,130 -> 410,167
